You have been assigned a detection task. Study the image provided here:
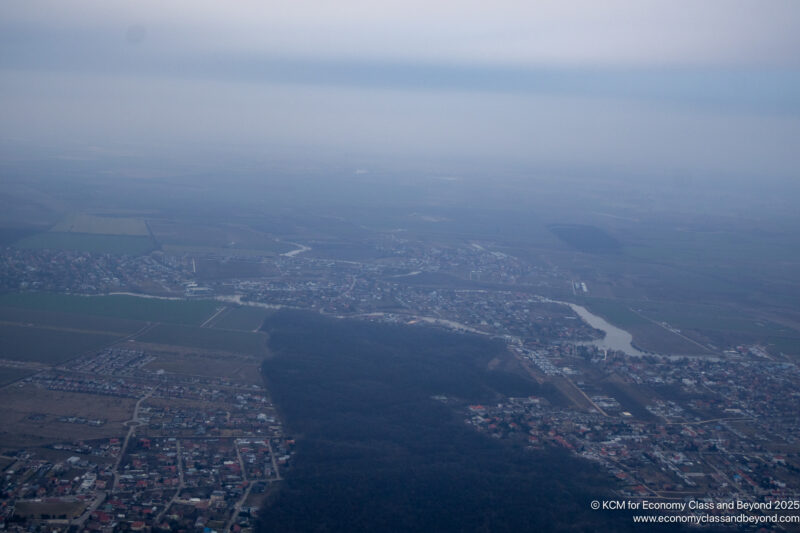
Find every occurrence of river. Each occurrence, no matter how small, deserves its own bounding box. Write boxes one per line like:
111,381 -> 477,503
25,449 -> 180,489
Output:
282,242 -> 311,257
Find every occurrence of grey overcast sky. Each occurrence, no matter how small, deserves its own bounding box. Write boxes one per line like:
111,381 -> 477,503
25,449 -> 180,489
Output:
1,0 -> 800,180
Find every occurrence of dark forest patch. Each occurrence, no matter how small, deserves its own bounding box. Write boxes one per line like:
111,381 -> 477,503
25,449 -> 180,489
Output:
548,224 -> 621,254
257,311 -> 661,532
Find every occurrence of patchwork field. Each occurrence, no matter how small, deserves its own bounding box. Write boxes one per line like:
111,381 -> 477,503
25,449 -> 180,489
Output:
12,213 -> 155,254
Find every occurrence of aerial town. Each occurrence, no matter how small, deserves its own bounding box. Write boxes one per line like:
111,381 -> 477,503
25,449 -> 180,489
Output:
1,234 -> 799,530
1,343 -> 290,532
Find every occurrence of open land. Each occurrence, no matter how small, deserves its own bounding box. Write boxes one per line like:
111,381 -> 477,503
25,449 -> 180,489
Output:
136,324 -> 268,356
0,384 -> 135,451
0,324 -> 121,364
0,306 -> 145,335
13,213 -> 156,255
209,306 -> 272,331
50,214 -> 150,236
14,232 -> 156,255
0,292 -> 219,325
0,367 -> 34,386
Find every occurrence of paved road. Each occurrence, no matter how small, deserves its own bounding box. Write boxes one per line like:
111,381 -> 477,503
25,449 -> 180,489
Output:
112,388 -> 153,490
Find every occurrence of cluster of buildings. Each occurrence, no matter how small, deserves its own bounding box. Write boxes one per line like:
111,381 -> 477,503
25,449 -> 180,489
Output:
1,235 -> 570,321
224,265 -> 592,345
3,232 -> 798,527
462,349 -> 800,509
73,350 -> 155,377
1,345 -> 291,532
0,248 -> 190,295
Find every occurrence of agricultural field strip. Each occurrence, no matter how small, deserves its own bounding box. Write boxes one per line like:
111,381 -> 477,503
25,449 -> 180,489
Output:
0,326 -> 124,366
209,306 -> 272,332
0,293 -> 221,326
14,232 -> 156,255
627,307 -> 718,354
0,305 -> 253,391
51,214 -> 150,236
0,323 -> 154,388
199,306 -> 228,328
135,322 -> 268,355
0,319 -> 139,337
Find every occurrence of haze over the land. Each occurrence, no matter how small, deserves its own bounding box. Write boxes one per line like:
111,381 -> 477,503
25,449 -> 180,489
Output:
4,5 -> 800,532
2,0 -> 800,184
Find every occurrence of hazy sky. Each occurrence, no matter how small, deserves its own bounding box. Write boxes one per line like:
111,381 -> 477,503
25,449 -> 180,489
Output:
2,1 -> 799,180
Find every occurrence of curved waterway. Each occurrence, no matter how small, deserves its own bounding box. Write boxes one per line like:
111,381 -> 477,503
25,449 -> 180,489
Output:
568,303 -> 645,356
282,242 -> 311,257
544,299 -> 645,356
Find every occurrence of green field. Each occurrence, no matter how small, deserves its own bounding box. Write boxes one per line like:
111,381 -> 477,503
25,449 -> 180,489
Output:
161,244 -> 288,257
149,220 -> 293,254
0,324 -> 121,364
767,337 -> 800,356
628,323 -> 712,355
210,306 -> 271,331
0,367 -> 34,386
634,301 -> 799,337
0,306 -> 145,335
580,298 -> 649,328
51,213 -> 149,235
137,324 -> 268,355
14,232 -> 155,255
623,228 -> 800,266
14,211 -> 154,254
0,293 -> 219,326
580,298 -> 712,355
